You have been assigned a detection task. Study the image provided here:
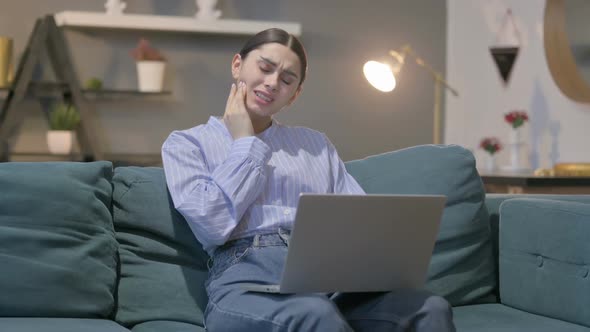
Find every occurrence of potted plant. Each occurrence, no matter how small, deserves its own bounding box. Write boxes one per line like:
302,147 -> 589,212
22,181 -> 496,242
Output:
479,137 -> 502,172
504,110 -> 529,129
480,137 -> 502,155
130,38 -> 166,92
504,110 -> 530,171
85,77 -> 103,90
47,102 -> 80,155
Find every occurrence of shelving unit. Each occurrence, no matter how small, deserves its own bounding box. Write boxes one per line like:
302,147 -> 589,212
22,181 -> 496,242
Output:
54,11 -> 302,36
0,15 -> 172,164
0,15 -> 102,162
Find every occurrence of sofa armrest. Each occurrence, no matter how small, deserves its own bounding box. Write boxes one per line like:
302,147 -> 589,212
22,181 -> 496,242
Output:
498,198 -> 590,328
484,194 -> 590,298
485,195 -> 590,244
485,194 -> 590,242
485,194 -> 590,219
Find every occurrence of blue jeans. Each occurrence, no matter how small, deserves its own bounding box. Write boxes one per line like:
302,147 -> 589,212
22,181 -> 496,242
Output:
204,231 -> 455,332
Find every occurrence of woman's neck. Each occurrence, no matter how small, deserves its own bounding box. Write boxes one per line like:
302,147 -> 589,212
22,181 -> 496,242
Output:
250,115 -> 272,134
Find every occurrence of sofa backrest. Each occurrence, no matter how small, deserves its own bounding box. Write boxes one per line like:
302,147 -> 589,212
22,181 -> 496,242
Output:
0,161 -> 117,318
109,144 -> 496,325
345,144 -> 497,306
112,167 -> 208,329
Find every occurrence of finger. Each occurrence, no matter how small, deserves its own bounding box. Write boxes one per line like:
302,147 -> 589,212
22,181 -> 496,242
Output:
224,83 -> 236,115
238,82 -> 247,109
227,83 -> 236,103
230,83 -> 237,99
241,81 -> 247,97
231,82 -> 243,112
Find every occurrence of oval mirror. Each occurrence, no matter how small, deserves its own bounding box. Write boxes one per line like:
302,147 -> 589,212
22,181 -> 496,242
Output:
545,0 -> 590,103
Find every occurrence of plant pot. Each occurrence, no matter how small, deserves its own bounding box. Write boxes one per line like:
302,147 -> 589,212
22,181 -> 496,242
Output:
502,127 -> 530,173
484,154 -> 497,172
136,61 -> 166,92
47,130 -> 74,155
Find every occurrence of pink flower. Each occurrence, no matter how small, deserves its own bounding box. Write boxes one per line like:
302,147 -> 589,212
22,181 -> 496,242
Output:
480,137 -> 502,155
504,110 -> 529,129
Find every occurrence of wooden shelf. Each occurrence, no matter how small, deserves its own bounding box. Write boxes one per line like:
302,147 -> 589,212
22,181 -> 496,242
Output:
54,11 -> 302,36
10,151 -> 162,166
1,82 -> 171,99
82,88 -> 172,100
481,172 -> 590,194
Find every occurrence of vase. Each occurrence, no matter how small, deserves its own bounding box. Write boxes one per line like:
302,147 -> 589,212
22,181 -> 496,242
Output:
195,0 -> 222,20
502,127 -> 530,173
484,154 -> 496,173
136,61 -> 166,92
509,127 -> 523,144
509,128 -> 521,168
47,130 -> 74,155
104,0 -> 127,15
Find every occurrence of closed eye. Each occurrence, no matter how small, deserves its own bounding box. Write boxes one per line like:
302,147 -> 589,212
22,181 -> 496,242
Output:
259,66 -> 272,73
258,60 -> 295,85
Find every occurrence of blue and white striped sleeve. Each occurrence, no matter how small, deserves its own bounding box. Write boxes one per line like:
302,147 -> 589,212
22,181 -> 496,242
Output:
162,131 -> 271,248
324,134 -> 366,195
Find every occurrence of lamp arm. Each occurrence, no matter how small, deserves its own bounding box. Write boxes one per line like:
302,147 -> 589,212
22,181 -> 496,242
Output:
401,47 -> 459,97
393,45 -> 460,145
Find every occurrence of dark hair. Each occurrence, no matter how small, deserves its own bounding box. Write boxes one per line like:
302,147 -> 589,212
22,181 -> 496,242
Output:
239,28 -> 307,86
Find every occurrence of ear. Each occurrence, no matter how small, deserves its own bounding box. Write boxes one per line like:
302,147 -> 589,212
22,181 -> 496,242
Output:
231,54 -> 242,80
287,86 -> 303,106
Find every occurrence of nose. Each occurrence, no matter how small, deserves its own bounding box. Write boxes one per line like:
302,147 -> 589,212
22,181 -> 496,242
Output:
264,73 -> 279,91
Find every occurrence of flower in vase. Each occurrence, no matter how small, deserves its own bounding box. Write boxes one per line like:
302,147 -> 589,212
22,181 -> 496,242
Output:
504,110 -> 529,129
479,137 -> 502,155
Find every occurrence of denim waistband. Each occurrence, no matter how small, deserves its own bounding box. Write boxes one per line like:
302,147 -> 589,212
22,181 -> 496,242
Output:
215,228 -> 292,254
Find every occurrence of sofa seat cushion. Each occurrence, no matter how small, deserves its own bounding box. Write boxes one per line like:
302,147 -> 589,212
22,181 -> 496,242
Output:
0,162 -> 117,318
345,144 -> 495,306
112,167 -> 209,328
453,304 -> 590,332
132,320 -> 205,332
500,198 -> 590,328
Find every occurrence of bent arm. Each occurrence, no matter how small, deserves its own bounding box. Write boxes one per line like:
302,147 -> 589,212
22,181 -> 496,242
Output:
162,132 -> 270,248
325,135 -> 366,195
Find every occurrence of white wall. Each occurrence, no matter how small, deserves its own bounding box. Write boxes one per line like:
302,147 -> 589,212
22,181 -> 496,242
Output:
446,0 -> 590,171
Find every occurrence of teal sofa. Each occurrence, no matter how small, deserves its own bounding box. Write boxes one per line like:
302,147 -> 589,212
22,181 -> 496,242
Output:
1,144 -> 589,331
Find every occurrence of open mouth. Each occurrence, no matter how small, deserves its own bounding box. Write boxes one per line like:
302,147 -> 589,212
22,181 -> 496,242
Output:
254,91 -> 274,103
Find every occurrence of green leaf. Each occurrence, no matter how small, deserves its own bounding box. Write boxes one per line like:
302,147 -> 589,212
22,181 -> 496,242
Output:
49,103 -> 80,130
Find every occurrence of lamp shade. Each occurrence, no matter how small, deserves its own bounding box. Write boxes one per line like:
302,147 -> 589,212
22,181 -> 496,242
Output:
363,60 -> 396,92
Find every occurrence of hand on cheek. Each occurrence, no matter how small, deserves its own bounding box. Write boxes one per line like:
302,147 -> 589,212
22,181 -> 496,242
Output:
223,81 -> 255,139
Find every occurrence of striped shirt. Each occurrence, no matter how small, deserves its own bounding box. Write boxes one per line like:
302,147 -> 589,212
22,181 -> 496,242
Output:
162,116 -> 365,255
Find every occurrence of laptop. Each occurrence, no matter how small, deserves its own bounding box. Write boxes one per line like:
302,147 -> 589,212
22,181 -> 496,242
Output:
241,193 -> 446,294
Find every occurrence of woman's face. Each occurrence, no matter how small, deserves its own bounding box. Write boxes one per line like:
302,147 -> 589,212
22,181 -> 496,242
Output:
231,43 -> 302,120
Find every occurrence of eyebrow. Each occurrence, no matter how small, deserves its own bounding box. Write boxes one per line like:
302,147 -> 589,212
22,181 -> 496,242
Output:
259,56 -> 299,79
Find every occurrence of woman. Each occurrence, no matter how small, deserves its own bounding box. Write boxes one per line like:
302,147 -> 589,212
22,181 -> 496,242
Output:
162,28 -> 455,331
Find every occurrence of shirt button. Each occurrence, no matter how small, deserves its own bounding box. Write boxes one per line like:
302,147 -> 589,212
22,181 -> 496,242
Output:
283,208 -> 291,215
